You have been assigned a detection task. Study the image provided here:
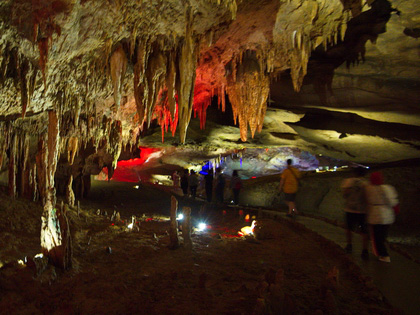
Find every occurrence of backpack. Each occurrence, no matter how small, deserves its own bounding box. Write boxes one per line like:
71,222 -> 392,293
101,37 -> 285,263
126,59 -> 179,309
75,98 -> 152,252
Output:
344,179 -> 366,212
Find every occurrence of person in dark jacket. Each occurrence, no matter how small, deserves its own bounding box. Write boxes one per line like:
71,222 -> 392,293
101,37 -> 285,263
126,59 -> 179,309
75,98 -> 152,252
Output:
230,170 -> 242,205
214,167 -> 225,203
204,169 -> 214,202
188,170 -> 199,199
180,169 -> 189,196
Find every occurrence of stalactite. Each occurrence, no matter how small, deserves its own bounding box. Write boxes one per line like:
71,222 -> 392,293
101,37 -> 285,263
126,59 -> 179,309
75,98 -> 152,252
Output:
36,135 -> 48,204
145,45 -> 167,126
107,120 -> 122,171
67,137 -> 78,165
177,7 -> 198,143
110,45 -> 127,109
154,90 -> 179,142
19,133 -> 30,198
38,37 -> 49,88
133,42 -> 148,127
166,51 -> 177,120
226,51 -> 270,141
18,58 -> 29,118
47,111 -> 60,186
0,122 -> 7,170
273,0 -> 346,92
192,84 -> 212,130
8,132 -> 17,199
30,163 -> 38,202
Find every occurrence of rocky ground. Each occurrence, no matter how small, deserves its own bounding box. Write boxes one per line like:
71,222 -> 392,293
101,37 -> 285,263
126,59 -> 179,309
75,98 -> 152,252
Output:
0,180 -> 412,314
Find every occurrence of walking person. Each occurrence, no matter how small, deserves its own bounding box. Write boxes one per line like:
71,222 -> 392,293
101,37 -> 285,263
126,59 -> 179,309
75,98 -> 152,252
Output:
214,167 -> 225,203
188,170 -> 199,199
365,171 -> 399,263
204,169 -> 214,202
230,170 -> 242,205
341,167 -> 369,259
180,169 -> 189,196
172,170 -> 181,188
279,159 -> 301,217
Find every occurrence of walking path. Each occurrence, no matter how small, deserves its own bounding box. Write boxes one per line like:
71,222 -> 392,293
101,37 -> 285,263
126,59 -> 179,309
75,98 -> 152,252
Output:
164,186 -> 420,314
257,209 -> 420,315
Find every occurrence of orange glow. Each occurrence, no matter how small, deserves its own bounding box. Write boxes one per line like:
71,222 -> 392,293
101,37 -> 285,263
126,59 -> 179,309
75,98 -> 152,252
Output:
192,82 -> 213,130
239,220 -> 256,236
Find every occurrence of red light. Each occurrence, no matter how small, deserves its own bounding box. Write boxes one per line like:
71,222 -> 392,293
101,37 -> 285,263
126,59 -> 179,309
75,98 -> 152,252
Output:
100,147 -> 162,182
251,176 -> 256,179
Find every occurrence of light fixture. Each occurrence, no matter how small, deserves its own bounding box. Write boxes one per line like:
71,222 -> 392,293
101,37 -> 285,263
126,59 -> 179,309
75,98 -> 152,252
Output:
197,223 -> 207,231
177,213 -> 184,220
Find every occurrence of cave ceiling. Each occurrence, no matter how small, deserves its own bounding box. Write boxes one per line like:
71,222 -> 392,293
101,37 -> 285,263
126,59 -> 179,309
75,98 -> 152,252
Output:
0,0 -> 420,179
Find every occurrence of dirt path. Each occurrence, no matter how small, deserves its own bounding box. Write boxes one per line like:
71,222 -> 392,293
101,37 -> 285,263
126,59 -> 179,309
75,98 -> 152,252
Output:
0,184 -> 395,314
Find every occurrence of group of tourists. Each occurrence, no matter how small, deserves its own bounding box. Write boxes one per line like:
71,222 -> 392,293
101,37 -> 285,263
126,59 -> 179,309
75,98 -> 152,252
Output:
174,158 -> 398,263
341,167 -> 399,263
278,159 -> 399,263
174,167 -> 231,203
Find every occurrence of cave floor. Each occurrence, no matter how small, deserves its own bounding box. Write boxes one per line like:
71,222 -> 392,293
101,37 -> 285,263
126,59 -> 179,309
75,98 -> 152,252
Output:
0,181 -> 419,314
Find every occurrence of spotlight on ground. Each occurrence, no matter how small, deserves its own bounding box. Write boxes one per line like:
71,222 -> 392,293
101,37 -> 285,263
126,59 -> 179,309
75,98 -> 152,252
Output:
197,223 -> 207,232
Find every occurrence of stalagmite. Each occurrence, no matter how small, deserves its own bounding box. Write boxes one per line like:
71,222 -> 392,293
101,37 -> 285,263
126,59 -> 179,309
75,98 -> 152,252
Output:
66,175 -> 75,207
182,206 -> 192,249
110,45 -> 127,109
40,110 -> 67,269
168,195 -> 180,249
48,203 -> 73,270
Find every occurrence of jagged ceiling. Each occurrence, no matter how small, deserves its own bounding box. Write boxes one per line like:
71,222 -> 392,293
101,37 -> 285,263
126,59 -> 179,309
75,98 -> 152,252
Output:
1,0 -> 420,180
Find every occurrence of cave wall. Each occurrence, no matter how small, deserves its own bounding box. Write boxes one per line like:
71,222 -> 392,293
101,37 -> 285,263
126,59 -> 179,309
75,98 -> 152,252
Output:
241,165 -> 420,228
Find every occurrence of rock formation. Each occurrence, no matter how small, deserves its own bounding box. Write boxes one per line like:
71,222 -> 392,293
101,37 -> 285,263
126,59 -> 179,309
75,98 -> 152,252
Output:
0,0 -> 419,198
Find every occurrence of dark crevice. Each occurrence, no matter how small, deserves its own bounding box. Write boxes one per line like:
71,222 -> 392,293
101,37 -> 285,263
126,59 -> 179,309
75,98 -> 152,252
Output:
288,108 -> 420,142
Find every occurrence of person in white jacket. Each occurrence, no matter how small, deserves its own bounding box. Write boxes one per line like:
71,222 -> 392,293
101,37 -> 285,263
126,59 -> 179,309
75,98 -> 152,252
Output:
365,171 -> 399,263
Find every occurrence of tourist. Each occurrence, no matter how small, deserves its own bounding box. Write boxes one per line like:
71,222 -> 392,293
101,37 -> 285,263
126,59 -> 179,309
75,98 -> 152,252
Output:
230,170 -> 242,205
180,169 -> 189,196
172,170 -> 181,188
279,158 -> 301,216
188,170 -> 199,199
204,169 -> 214,202
341,167 -> 369,259
214,167 -> 225,203
365,171 -> 399,263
